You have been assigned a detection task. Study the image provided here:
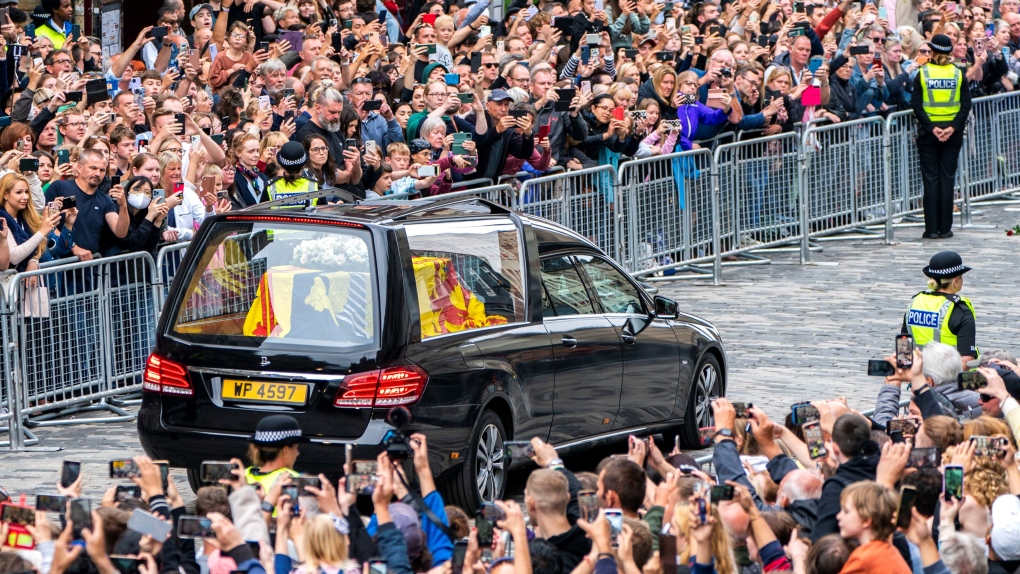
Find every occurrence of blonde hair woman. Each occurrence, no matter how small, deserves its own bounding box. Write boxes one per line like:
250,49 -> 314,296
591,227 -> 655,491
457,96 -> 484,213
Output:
673,498 -> 736,573
0,173 -> 61,272
299,514 -> 358,574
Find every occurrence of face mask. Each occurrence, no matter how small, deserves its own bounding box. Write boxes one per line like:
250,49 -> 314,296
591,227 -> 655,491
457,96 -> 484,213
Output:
680,93 -> 698,106
127,193 -> 151,210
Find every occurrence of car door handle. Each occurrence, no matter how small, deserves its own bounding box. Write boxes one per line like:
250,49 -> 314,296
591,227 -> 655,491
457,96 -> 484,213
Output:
621,334 -> 636,345
561,336 -> 577,348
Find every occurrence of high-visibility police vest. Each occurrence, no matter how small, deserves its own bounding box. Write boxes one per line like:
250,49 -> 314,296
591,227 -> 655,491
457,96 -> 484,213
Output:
35,20 -> 70,51
243,466 -> 297,490
267,177 -> 317,209
905,291 -> 976,352
919,64 -> 963,123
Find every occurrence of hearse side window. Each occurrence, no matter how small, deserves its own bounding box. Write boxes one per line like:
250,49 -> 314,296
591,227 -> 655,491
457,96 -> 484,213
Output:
575,255 -> 645,315
404,219 -> 526,338
540,256 -> 596,317
169,222 -> 378,349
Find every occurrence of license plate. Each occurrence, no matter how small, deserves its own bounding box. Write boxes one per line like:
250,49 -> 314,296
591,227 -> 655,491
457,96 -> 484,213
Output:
222,380 -> 307,405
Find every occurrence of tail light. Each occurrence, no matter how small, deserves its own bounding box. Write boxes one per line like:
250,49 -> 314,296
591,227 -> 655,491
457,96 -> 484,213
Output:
335,365 -> 428,408
143,353 -> 193,397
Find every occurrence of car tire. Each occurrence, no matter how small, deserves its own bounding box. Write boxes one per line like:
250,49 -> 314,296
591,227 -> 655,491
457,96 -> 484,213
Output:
678,353 -> 723,449
440,410 -> 506,513
186,468 -> 203,494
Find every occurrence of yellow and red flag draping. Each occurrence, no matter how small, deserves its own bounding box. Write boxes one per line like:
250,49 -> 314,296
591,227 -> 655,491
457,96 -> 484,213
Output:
242,266 -> 373,339
412,256 -> 507,338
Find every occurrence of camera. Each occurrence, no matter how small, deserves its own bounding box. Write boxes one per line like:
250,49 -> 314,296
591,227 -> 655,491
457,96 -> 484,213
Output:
720,68 -> 732,78
383,406 -> 413,460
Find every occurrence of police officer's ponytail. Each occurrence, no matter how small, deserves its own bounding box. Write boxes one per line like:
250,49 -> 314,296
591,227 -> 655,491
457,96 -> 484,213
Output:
928,277 -> 955,291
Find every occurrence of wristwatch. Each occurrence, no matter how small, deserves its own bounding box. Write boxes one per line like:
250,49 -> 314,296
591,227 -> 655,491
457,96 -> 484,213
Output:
714,428 -> 734,440
260,501 -> 274,513
547,457 -> 565,469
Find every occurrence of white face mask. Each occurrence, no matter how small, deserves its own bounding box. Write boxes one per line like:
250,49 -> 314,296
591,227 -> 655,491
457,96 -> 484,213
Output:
127,193 -> 151,210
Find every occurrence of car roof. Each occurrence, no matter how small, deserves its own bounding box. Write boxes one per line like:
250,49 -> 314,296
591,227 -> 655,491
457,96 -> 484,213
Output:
236,196 -> 602,253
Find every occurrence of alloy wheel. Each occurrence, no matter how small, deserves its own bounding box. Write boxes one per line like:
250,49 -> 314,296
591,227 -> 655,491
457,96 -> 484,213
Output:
475,423 -> 505,503
695,362 -> 719,428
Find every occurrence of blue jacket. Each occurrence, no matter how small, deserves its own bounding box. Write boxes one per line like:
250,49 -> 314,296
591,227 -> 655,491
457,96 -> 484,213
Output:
367,491 -> 453,567
376,522 -> 414,574
677,102 -> 728,151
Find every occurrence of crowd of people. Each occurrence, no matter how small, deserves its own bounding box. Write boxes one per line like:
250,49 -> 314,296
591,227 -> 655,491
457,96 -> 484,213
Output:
0,0 -> 1015,264
5,344 -> 1020,574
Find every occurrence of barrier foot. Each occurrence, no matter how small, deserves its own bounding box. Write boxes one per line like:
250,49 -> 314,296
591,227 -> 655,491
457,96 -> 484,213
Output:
23,401 -> 135,428
0,425 -> 40,450
751,241 -> 823,254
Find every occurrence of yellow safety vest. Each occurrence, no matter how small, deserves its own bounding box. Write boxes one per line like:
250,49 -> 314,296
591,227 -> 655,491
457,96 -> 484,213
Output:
905,291 -> 976,354
244,466 -> 298,515
267,177 -> 317,209
35,20 -> 69,51
919,64 -> 962,123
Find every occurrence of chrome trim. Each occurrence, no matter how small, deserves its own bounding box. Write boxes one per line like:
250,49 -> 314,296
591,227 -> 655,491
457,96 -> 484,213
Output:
193,367 -> 344,382
555,427 -> 649,450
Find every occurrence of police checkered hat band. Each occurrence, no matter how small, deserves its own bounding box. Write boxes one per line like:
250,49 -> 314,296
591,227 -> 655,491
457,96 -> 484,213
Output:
276,141 -> 308,170
928,264 -> 965,275
250,414 -> 309,445
929,34 -> 953,54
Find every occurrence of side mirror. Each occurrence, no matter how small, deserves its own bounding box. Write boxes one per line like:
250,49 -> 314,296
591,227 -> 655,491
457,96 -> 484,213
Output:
639,281 -> 659,295
654,295 -> 678,319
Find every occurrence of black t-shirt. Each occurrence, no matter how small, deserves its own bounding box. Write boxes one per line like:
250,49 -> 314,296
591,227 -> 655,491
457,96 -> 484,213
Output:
44,179 -> 118,254
293,119 -> 347,164
901,291 -> 977,357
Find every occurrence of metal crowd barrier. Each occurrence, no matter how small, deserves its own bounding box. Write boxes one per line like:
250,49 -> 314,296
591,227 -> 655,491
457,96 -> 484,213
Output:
517,166 -> 620,258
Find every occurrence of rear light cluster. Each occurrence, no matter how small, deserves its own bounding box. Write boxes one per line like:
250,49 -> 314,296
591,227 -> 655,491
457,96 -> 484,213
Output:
335,365 -> 428,408
143,353 -> 194,396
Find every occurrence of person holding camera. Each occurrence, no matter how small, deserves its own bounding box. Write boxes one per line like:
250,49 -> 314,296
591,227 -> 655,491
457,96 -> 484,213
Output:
902,250 -> 977,367
912,33 -> 971,239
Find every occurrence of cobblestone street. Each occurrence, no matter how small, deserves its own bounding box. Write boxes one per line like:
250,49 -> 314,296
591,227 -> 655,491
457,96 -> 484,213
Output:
3,203 -> 1019,499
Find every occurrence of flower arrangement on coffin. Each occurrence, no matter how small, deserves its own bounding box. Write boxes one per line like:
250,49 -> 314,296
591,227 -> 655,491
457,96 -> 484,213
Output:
292,235 -> 370,269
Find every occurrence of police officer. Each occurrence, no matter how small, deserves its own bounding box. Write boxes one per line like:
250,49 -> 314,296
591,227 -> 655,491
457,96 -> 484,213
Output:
903,250 -> 977,367
245,414 -> 304,498
267,142 -> 319,208
911,34 -> 972,240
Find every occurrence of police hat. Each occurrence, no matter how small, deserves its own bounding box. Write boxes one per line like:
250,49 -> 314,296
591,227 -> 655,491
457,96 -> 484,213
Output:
922,250 -> 971,279
928,34 -> 953,54
249,414 -> 309,446
276,141 -> 307,173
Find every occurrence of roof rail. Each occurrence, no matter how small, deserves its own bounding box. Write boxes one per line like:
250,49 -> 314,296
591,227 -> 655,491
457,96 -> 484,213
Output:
377,194 -> 513,223
240,187 -> 359,211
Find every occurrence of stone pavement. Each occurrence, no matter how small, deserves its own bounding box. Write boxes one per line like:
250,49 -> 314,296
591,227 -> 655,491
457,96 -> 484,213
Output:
2,201 -> 1019,500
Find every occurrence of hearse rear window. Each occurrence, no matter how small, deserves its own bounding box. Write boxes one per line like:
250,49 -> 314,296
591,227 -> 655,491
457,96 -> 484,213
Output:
170,221 -> 377,349
404,219 -> 526,339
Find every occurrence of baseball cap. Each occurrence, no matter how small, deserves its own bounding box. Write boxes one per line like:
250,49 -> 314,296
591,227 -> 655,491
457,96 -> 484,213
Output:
388,503 -> 424,560
487,88 -> 513,102
992,495 -> 1020,560
190,3 -> 214,21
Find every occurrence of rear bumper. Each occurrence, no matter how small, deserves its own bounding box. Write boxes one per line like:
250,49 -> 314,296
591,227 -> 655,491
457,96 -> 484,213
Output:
136,395 -> 475,479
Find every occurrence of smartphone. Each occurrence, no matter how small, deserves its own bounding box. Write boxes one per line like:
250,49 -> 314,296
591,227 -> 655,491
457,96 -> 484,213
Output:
110,459 -> 140,479
660,534 -> 678,574
849,45 -> 870,56
578,490 -> 599,522
174,113 -> 187,130
258,41 -> 269,53
581,46 -> 591,64
656,51 -> 675,61
115,485 -> 142,502
282,485 -> 300,515
958,371 -> 987,390
127,508 -> 172,541
70,24 -> 81,40
732,402 -> 752,418
868,359 -> 896,377
538,123 -> 551,140
710,485 -> 734,502
211,134 -> 225,145
201,176 -> 216,198
896,485 -> 917,529
56,148 -> 70,165
896,335 -> 914,369
71,498 -> 92,537
476,515 -> 495,545
790,403 -> 819,425
793,1 -> 804,11
172,182 -> 184,197
944,465 -> 964,500
971,435 -> 1008,457
1,504 -> 35,526
470,52 -> 482,73
19,158 -> 39,172
363,99 -> 382,111
456,92 -> 474,104
612,106 -> 625,121
200,461 -> 236,484
505,441 -> 535,460
908,446 -> 939,468
605,508 -> 623,546
887,418 -> 918,435
698,426 -> 716,446
581,81 -> 592,96
808,55 -> 824,74
803,421 -> 827,459
586,33 -> 601,45
345,138 -> 358,150
451,540 -> 469,572
444,73 -> 460,85
368,559 -> 387,574
878,6 -> 887,18
889,429 -> 905,443
177,516 -> 214,539
757,34 -> 769,47
36,494 -> 68,513
479,502 -> 506,521
346,474 -> 379,495
417,165 -> 439,178
110,556 -> 143,574
58,195 -> 76,210
152,189 -> 165,203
